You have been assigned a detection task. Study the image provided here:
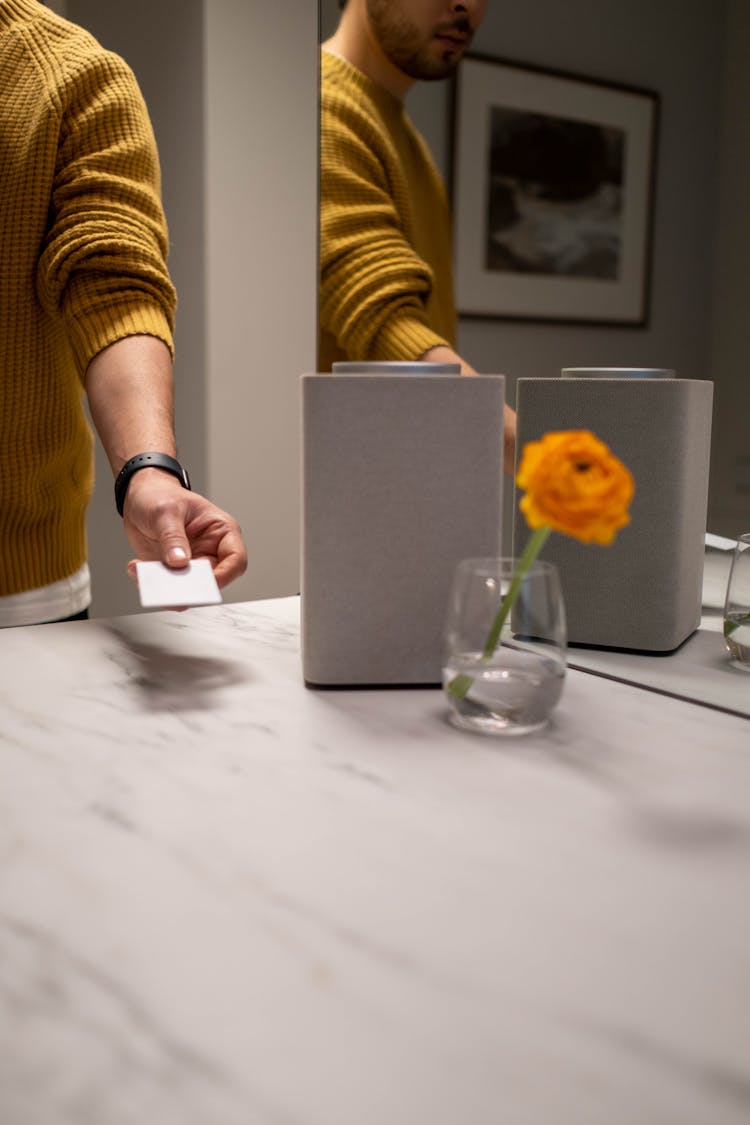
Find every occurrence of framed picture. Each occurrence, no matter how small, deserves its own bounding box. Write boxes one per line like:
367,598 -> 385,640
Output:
451,55 -> 659,325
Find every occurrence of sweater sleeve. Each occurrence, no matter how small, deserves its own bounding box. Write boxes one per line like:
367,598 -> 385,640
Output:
320,88 -> 450,362
36,49 -> 176,377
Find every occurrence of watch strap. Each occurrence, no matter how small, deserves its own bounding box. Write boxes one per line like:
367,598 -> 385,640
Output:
114,452 -> 192,517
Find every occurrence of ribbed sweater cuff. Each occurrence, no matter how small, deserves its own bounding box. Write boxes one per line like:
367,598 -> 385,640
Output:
68,301 -> 175,376
372,316 -> 450,362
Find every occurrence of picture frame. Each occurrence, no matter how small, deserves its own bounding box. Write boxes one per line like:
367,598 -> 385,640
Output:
451,55 -> 659,326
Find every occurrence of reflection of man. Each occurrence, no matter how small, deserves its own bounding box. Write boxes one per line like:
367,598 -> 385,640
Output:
0,0 -> 247,626
320,0 -> 516,471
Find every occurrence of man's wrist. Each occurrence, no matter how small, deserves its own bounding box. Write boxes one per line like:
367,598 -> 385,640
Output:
114,452 -> 191,517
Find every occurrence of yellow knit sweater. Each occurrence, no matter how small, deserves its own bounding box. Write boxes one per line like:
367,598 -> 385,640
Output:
0,0 -> 176,596
319,50 -> 456,371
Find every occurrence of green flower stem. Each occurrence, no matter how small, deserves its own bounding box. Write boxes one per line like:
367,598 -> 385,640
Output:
446,526 -> 552,701
480,526 -> 551,658
724,610 -> 750,638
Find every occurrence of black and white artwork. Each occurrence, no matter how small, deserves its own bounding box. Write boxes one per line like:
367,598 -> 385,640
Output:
452,57 -> 658,324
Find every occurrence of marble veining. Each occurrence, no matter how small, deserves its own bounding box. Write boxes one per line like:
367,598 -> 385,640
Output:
1,597 -> 749,1125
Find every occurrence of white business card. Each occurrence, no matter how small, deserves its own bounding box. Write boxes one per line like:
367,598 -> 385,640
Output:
135,558 -> 222,608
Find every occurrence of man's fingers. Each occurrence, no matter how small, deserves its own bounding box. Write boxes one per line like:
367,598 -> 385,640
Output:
123,490 -> 246,591
211,528 -> 248,588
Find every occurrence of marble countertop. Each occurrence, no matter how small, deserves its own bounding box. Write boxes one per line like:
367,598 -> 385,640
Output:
1,597 -> 749,1125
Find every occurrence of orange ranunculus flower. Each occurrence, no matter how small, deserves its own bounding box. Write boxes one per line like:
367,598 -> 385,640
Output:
516,430 -> 634,545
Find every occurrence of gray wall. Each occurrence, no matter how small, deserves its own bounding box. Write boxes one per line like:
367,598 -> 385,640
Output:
202,1 -> 318,604
454,1 -> 724,385
322,0 -> 747,536
65,0 -> 318,615
68,0 -> 207,616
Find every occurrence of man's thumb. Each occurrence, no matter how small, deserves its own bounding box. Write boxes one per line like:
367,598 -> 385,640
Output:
162,539 -> 191,568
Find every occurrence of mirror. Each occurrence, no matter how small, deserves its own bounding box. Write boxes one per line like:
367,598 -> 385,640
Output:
318,0 -> 750,541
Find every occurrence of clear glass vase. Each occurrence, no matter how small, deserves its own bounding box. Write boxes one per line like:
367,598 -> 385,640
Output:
723,533 -> 750,671
443,557 -> 567,735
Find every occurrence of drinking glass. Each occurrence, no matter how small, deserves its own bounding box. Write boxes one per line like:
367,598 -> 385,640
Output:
443,558 -> 566,735
723,533 -> 750,671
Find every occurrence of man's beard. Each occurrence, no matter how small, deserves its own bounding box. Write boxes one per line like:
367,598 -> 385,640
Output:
366,0 -> 473,81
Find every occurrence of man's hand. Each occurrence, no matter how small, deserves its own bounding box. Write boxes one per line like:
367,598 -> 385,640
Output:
85,336 -> 248,591
122,469 -> 247,589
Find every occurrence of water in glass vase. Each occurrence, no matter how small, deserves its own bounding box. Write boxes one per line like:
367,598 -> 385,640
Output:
724,615 -> 750,670
444,647 -> 565,735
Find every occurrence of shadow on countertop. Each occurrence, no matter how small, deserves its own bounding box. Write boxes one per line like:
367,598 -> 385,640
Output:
104,619 -> 250,713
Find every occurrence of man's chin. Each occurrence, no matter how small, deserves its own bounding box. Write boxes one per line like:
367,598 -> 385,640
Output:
418,66 -> 459,81
401,54 -> 462,82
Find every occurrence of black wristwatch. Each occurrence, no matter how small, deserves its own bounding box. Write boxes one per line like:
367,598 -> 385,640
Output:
114,452 -> 192,517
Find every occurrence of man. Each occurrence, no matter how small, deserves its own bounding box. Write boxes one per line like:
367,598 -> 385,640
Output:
320,0 -> 516,471
0,0 -> 247,626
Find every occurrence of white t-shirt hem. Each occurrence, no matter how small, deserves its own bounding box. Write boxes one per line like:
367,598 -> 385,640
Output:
0,564 -> 91,627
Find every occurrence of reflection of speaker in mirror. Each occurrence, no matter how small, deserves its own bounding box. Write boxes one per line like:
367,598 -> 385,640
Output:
561,367 -> 674,379
513,376 -> 713,651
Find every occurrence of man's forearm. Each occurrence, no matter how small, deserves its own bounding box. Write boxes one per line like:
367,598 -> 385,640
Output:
84,333 -> 247,585
84,335 -> 177,476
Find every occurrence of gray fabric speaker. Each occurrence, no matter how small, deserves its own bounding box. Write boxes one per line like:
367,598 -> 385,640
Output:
513,377 -> 713,651
302,372 -> 505,684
